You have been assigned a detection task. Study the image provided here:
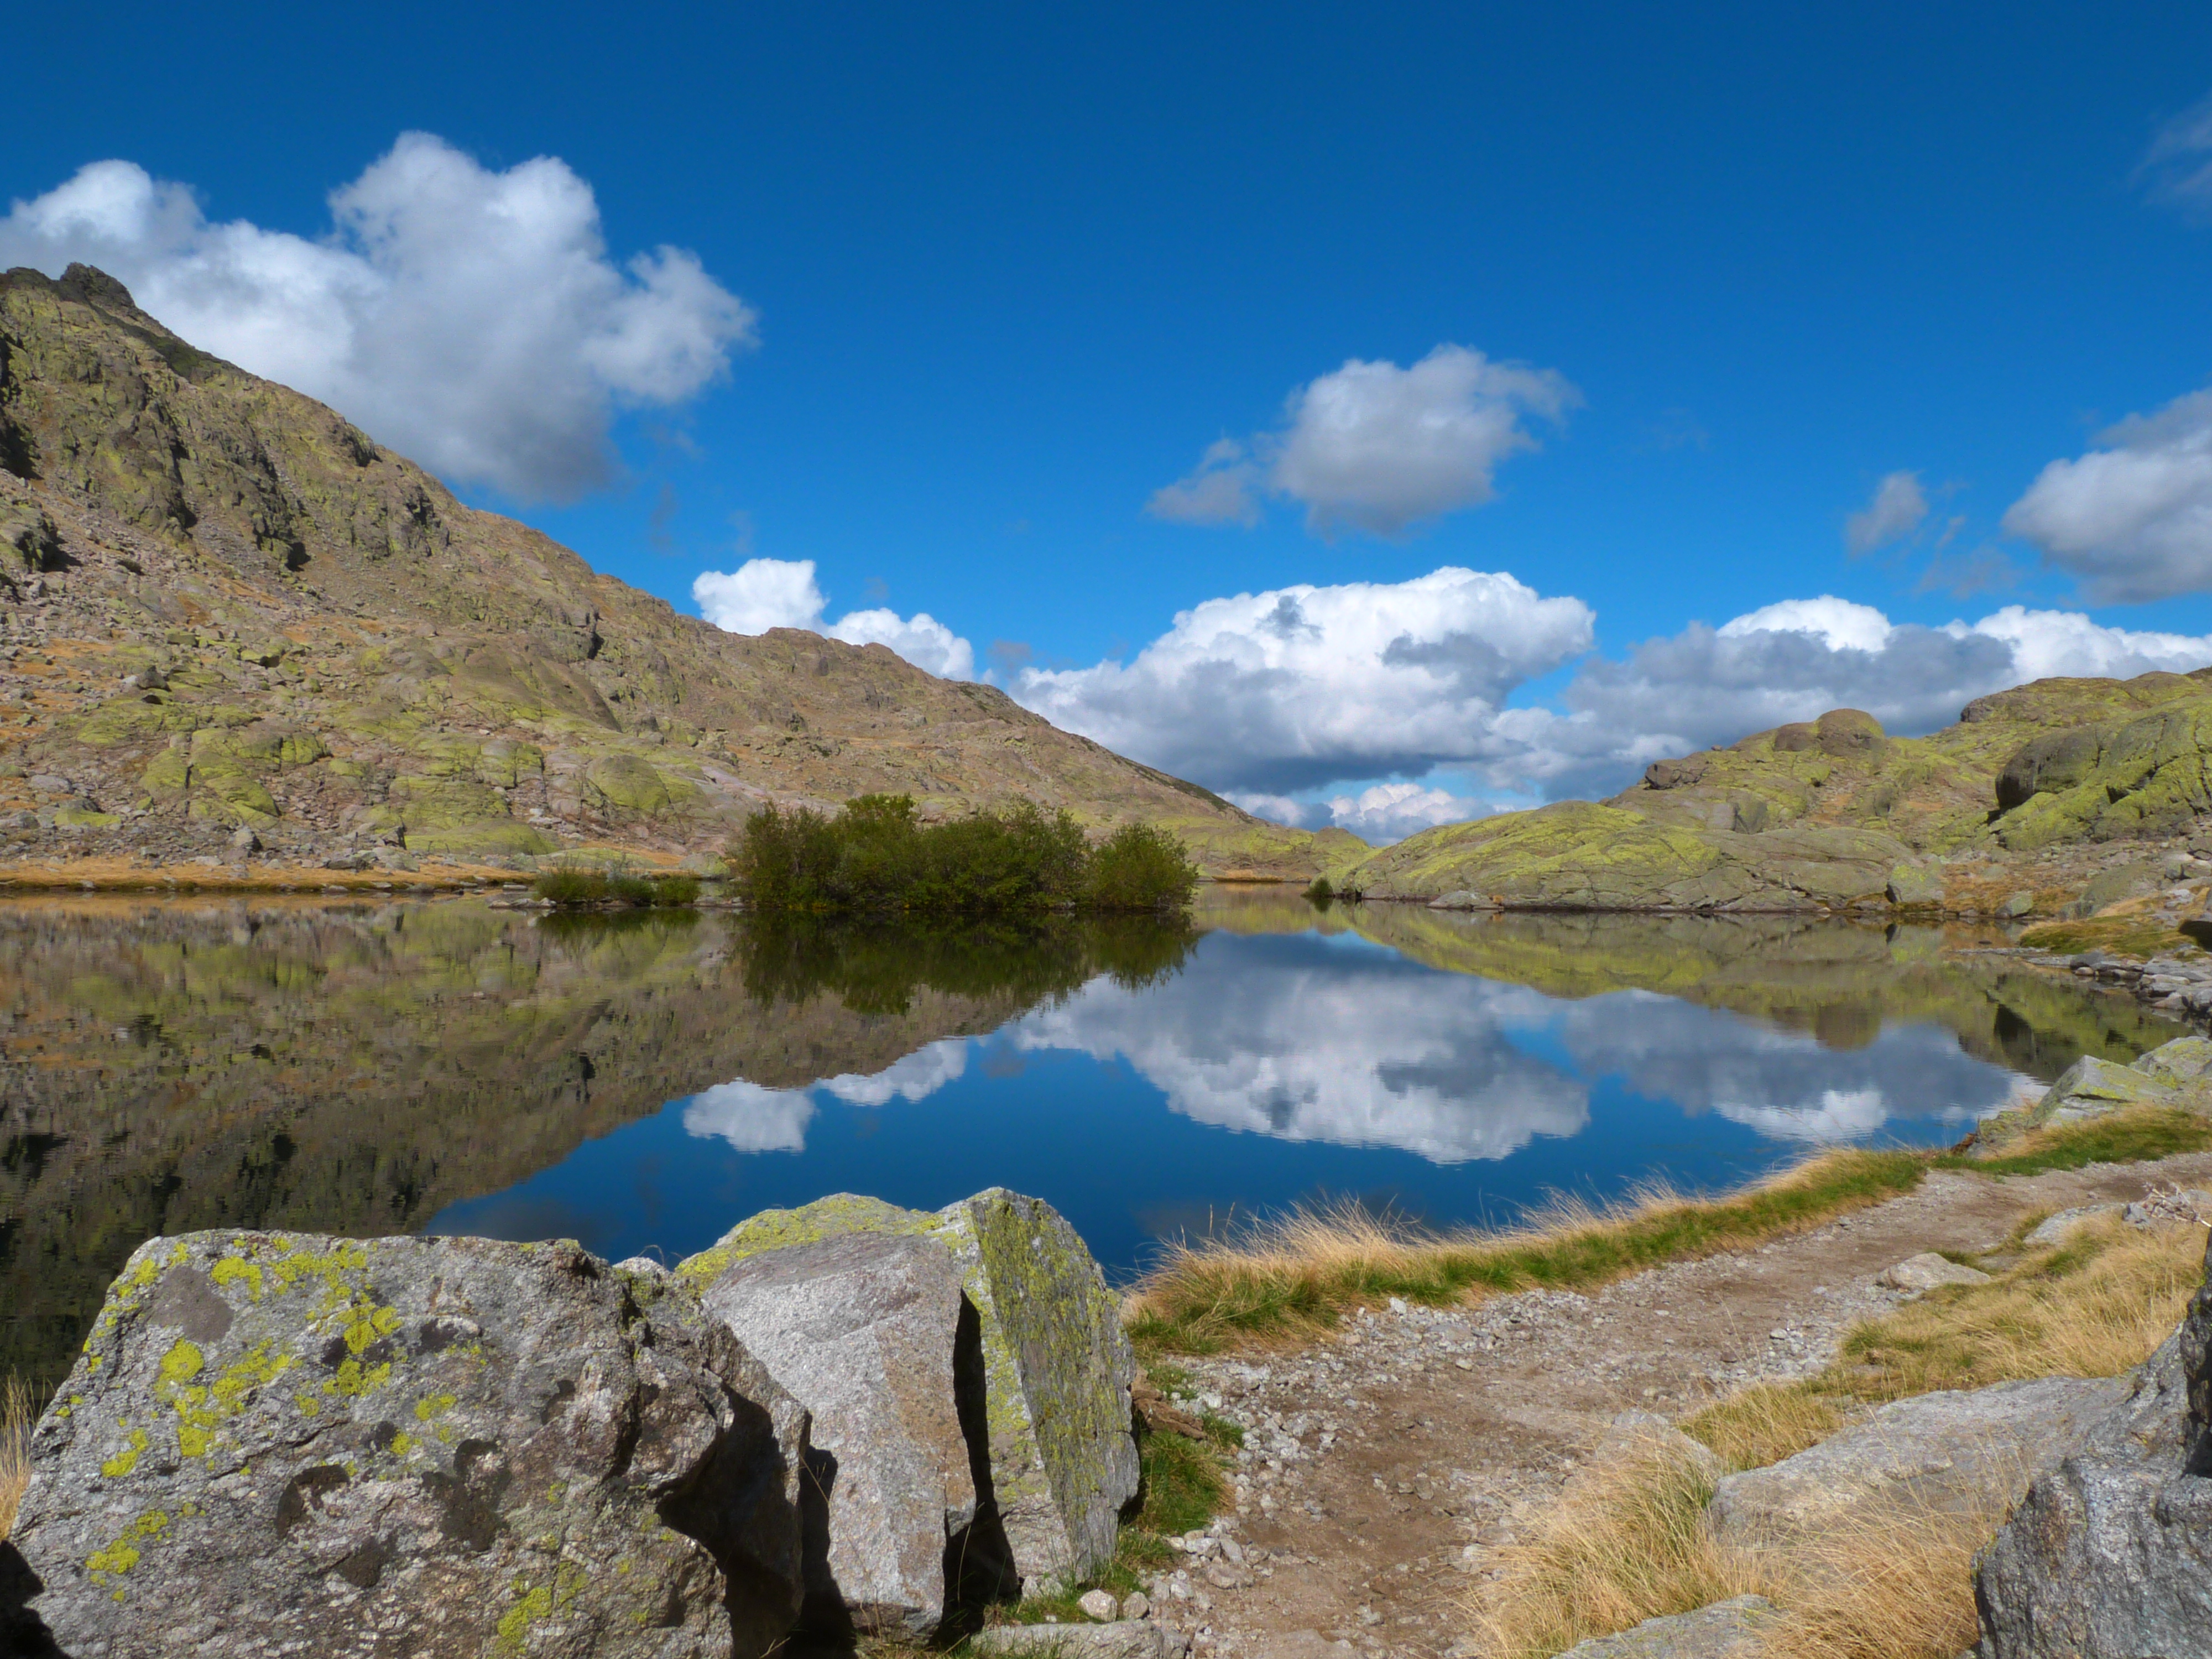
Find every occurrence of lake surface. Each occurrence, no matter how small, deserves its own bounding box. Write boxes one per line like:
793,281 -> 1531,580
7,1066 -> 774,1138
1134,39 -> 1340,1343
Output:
1,890 -> 2184,1386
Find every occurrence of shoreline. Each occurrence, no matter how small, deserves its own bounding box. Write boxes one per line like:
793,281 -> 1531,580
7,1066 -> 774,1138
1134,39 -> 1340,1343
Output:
1128,1145 -> 2212,1659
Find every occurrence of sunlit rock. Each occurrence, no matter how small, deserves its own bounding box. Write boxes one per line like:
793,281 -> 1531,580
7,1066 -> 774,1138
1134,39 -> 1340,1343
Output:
12,1232 -> 809,1658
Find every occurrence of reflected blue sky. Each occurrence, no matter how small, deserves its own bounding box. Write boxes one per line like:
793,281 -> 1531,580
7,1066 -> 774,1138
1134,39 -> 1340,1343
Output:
429,922 -> 2035,1279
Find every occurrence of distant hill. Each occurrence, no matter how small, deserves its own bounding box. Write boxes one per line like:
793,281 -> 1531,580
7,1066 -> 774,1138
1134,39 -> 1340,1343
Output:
1342,672 -> 2212,913
0,264 -> 1346,879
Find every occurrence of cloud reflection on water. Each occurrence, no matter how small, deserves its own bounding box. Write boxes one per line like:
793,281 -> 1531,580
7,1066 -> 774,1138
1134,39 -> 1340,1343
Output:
680,937 -> 2037,1166
1010,945 -> 1590,1163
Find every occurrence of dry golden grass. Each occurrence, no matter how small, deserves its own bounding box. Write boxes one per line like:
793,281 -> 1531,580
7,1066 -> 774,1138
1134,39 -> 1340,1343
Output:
0,1373 -> 34,1541
1681,1384 -> 1848,1474
1470,1432 -> 1772,1659
1837,1213 -> 2205,1400
1756,1497 -> 2005,1659
1469,1434 -> 2011,1659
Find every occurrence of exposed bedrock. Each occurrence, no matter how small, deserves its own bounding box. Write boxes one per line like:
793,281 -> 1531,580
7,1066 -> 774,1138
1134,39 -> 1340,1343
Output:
1973,1234 -> 2212,1657
10,1232 -> 811,1659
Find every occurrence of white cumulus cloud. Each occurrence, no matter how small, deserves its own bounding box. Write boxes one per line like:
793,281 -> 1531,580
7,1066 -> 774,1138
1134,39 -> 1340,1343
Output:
693,556 -> 976,680
1009,567 -> 1594,793
2002,390 -> 2212,603
1844,471 -> 1929,554
1517,597 -> 2212,798
0,136 -> 757,501
1230,781 -> 1484,844
1150,345 -> 1578,539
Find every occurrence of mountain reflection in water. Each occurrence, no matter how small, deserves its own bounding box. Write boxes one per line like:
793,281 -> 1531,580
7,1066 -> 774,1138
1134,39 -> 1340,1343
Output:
0,891 -> 2186,1386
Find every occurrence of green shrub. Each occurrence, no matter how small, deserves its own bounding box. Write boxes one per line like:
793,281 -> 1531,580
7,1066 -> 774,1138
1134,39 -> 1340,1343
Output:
651,874 -> 701,907
729,795 -> 1190,918
606,873 -> 658,907
1087,822 -> 1202,912
534,867 -> 701,909
534,868 -> 606,906
1303,876 -> 1334,907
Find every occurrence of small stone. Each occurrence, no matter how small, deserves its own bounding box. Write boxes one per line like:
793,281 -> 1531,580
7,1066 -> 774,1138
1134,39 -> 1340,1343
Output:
228,827 -> 259,853
1080,1589 -> 1120,1621
1122,1592 -> 1151,1620
1876,1253 -> 1993,1295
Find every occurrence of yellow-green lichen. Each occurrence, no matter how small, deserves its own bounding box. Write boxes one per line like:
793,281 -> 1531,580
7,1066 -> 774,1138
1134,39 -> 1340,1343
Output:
675,1192 -> 935,1284
496,1583 -> 555,1651
86,1510 -> 170,1585
101,1427 -> 149,1479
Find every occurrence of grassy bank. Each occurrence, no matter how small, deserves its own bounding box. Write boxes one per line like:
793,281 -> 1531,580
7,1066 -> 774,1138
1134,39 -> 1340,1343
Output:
1126,1105 -> 2212,1355
731,795 -> 1200,917
1470,1207 -> 2205,1658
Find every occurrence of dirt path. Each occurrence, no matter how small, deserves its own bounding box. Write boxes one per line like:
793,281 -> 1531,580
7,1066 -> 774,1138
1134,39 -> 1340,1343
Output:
1138,1151 -> 2212,1659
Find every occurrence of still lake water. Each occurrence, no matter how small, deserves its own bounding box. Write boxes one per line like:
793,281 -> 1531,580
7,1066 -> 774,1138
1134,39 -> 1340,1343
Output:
0,890 -> 2185,1384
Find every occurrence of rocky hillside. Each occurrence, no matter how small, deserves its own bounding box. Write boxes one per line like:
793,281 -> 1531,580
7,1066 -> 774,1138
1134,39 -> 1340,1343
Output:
0,265 -> 1333,879
1344,672 -> 2212,914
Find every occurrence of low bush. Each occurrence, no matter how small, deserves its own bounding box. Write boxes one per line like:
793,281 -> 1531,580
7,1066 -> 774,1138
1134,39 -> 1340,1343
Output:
729,795 -> 1198,917
1087,822 -> 1202,912
532,865 -> 702,909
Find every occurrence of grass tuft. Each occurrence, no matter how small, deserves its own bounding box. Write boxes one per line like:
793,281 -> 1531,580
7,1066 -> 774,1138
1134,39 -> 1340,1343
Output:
1470,1432 -> 1764,1659
1,1372 -> 33,1540
1680,1384 -> 1848,1474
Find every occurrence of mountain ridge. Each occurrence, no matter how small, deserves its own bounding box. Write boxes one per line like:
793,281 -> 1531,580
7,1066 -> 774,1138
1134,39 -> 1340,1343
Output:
0,263 -> 1343,879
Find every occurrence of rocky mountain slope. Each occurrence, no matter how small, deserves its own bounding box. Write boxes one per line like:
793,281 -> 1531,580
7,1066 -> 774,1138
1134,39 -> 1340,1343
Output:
0,264 -> 1335,879
1344,673 -> 2212,914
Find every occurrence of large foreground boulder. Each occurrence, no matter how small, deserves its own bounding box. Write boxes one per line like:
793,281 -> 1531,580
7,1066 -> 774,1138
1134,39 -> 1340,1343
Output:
12,1232 -> 811,1659
680,1189 -> 1139,1599
677,1204 -> 982,1635
1973,1258 -> 2212,1655
1708,1376 -> 2127,1548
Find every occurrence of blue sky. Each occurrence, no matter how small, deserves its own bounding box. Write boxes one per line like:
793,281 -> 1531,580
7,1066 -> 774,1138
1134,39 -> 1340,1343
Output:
11,4 -> 2212,838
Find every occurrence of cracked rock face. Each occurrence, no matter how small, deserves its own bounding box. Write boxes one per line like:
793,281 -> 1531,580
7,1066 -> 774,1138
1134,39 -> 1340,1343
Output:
1973,1237 -> 2212,1657
11,1232 -> 810,1659
681,1188 -> 1139,1598
687,1223 -> 980,1636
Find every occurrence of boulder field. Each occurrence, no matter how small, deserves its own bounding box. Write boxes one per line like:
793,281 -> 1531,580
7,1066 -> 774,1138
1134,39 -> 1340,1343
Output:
1,1188 -> 1140,1658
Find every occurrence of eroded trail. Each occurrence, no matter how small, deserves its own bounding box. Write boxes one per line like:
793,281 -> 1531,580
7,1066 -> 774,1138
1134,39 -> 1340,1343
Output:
1139,1151 -> 2212,1659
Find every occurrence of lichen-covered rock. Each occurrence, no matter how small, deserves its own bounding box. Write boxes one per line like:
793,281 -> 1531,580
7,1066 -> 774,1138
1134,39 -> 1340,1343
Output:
932,1190 -> 1140,1585
12,1230 -> 811,1659
2032,1054 -> 2184,1122
1709,1376 -> 2128,1548
1973,1323 -> 2212,1656
684,1205 -> 980,1635
681,1189 -> 1138,1590
1885,862 -> 1943,907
